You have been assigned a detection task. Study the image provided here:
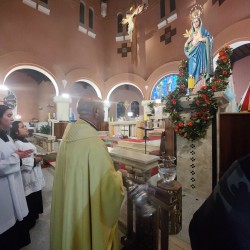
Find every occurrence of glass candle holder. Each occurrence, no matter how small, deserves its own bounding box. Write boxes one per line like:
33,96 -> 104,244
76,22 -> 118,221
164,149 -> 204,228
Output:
160,155 -> 176,163
157,162 -> 177,186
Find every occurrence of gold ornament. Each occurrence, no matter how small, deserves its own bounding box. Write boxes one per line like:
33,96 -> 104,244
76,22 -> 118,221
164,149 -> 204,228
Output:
190,4 -> 203,21
183,29 -> 192,38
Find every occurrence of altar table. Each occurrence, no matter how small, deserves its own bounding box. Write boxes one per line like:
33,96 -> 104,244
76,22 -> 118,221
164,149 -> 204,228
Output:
108,147 -> 159,180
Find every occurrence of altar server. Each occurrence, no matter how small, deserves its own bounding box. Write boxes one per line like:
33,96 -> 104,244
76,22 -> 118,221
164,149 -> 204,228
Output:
0,105 -> 33,249
10,121 -> 45,229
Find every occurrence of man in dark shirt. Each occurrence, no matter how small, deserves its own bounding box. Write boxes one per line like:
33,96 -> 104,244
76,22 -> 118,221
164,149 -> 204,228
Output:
189,154 -> 250,250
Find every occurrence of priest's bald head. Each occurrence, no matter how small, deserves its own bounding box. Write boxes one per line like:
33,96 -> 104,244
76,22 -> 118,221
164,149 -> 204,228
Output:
76,95 -> 104,129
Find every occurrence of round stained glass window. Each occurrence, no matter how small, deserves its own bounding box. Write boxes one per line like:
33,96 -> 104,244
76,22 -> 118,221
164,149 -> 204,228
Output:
151,74 -> 178,100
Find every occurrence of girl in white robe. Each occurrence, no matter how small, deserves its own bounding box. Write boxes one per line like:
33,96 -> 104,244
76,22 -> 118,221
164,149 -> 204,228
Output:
10,121 -> 45,230
0,105 -> 33,250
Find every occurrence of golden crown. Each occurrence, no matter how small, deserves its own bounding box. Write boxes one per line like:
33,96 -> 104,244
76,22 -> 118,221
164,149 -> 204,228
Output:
190,4 -> 203,20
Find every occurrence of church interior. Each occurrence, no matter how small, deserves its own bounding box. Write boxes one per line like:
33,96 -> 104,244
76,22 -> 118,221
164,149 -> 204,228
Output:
1,0 -> 250,249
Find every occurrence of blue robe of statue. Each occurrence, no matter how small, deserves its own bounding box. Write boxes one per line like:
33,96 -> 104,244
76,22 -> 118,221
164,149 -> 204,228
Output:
184,19 -> 213,83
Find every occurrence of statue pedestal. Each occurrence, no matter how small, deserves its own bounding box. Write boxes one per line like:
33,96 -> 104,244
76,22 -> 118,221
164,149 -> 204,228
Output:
176,91 -> 229,198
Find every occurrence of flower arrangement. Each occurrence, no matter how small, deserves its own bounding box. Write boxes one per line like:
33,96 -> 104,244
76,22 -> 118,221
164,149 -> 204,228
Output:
149,45 -> 233,141
148,101 -> 155,114
39,123 -> 51,135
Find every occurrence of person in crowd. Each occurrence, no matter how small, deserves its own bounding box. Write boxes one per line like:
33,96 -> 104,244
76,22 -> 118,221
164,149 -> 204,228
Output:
50,95 -> 124,250
189,154 -> 250,250
0,105 -> 33,250
10,120 -> 45,230
184,16 -> 213,83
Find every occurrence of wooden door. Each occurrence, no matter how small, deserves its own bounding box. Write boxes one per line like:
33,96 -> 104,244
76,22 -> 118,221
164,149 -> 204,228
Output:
54,122 -> 69,139
219,113 -> 250,178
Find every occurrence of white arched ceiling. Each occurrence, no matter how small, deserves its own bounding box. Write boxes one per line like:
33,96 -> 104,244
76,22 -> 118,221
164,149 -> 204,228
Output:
106,82 -> 144,101
3,65 -> 59,96
76,79 -> 102,99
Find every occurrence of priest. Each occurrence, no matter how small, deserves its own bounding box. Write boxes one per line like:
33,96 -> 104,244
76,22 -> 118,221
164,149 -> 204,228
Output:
50,95 -> 124,250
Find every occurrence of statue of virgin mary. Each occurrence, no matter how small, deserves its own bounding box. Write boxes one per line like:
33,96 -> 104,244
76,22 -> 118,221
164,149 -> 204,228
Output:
184,6 -> 213,84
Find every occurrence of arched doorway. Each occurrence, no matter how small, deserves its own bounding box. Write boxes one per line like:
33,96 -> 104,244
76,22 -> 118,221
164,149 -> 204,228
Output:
107,83 -> 144,120
4,68 -> 57,122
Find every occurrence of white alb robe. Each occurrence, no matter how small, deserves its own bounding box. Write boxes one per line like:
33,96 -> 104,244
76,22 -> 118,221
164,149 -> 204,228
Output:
0,136 -> 28,234
15,140 -> 45,196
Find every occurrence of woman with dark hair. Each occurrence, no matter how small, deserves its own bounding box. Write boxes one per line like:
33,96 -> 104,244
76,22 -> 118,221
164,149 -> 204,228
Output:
0,105 -> 33,250
10,121 -> 45,230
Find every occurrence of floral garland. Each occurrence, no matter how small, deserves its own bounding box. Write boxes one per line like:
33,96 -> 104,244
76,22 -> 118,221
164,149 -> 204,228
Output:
157,45 -> 232,141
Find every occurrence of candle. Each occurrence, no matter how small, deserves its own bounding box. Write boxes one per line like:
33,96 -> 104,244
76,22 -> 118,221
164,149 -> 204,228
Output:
144,115 -> 148,121
188,76 -> 195,89
48,113 -> 51,119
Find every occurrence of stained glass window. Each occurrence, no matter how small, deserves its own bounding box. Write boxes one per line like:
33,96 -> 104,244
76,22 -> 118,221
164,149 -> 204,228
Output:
89,8 -> 94,29
131,101 -> 139,117
80,2 -> 85,25
151,74 -> 178,100
117,101 -> 125,118
117,13 -> 123,33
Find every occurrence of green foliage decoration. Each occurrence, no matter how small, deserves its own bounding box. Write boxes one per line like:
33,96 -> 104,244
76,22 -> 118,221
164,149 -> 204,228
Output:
149,45 -> 233,141
39,123 -> 51,135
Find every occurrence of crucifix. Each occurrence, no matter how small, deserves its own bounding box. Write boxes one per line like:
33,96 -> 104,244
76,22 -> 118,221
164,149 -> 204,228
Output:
121,2 -> 147,64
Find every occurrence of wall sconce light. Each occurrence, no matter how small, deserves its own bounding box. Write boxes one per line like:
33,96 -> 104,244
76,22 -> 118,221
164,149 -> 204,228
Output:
0,85 -> 9,104
62,93 -> 70,99
15,114 -> 21,120
0,85 -> 8,91
127,112 -> 133,117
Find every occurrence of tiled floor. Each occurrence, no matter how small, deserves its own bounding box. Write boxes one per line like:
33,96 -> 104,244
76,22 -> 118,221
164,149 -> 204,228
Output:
22,167 -> 205,250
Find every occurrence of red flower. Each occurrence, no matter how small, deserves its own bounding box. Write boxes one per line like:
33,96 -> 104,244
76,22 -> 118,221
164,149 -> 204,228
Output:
178,129 -> 183,135
211,85 -> 216,92
175,125 -> 179,131
200,94 -> 207,99
219,50 -> 226,56
178,122 -> 184,127
196,100 -> 200,105
222,71 -> 227,75
172,99 -> 176,105
219,55 -> 226,60
187,121 -> 193,127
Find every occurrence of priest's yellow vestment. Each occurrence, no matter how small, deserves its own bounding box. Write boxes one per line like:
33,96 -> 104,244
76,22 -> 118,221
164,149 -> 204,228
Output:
50,120 -> 124,250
